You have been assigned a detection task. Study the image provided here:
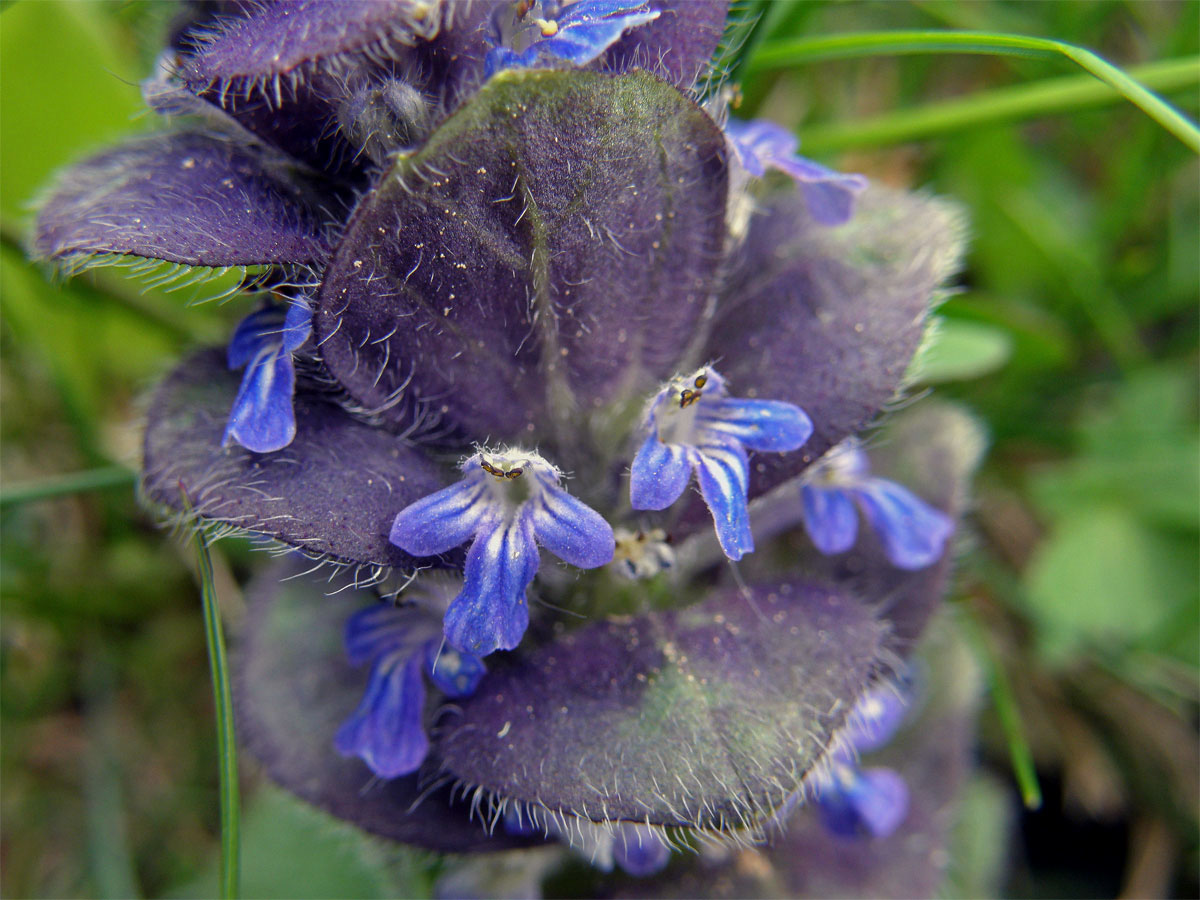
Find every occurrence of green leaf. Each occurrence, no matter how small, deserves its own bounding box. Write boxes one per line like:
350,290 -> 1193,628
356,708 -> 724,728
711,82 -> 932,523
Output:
1024,505 -> 1197,662
798,56 -> 1200,152
748,31 -> 1200,152
911,317 -> 1014,384
169,787 -> 406,900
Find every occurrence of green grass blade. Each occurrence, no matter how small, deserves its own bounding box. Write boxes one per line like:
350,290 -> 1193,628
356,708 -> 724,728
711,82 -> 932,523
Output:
1,465 -> 136,508
189,519 -> 242,899
961,609 -> 1043,810
801,56 -> 1200,152
748,31 -> 1200,153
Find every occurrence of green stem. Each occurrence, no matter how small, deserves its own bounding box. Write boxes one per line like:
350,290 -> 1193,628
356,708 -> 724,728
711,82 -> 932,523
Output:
1,465 -> 136,509
749,31 -> 1200,153
189,519 -> 241,899
961,608 -> 1043,810
801,56 -> 1200,152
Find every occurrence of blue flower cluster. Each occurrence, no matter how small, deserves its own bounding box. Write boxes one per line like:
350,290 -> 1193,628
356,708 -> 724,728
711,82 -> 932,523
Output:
35,0 -> 976,889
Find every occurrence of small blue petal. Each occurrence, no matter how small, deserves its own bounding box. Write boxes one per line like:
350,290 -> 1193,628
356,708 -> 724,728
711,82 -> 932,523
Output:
699,397 -> 813,452
335,653 -> 429,778
423,640 -> 487,698
612,823 -> 671,877
630,431 -> 693,510
694,442 -> 753,560
853,478 -> 953,570
390,478 -> 493,557
227,306 -> 285,369
281,300 -> 313,353
222,346 -> 296,453
343,603 -> 433,666
443,515 -> 539,656
726,117 -> 867,225
819,767 -> 910,839
502,802 -> 540,837
537,14 -> 658,65
530,480 -> 615,568
486,0 -> 658,74
770,154 -> 869,227
801,484 -> 859,555
844,686 -> 909,755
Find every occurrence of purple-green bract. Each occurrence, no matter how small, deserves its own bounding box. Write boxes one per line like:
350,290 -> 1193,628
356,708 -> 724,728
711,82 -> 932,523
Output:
33,0 -> 979,887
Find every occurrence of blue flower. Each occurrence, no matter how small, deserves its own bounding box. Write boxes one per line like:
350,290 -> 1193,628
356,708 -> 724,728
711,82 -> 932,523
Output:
725,118 -> 868,226
630,366 -> 812,560
335,601 -> 486,779
390,448 -> 615,656
801,440 -> 953,569
486,0 -> 661,76
815,686 -> 910,839
223,301 -> 311,453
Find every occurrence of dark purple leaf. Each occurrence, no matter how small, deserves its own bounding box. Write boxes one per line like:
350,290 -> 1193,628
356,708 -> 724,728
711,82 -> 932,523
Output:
768,623 -> 981,899
235,559 -> 533,852
142,349 -> 448,568
435,579 -> 887,828
606,0 -> 729,89
316,69 -> 727,440
34,132 -> 330,269
173,2 -> 493,174
180,0 -> 439,84
610,621 -> 982,899
710,186 -> 965,499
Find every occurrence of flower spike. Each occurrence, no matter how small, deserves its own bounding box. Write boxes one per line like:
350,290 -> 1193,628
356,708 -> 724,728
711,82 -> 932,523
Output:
485,0 -> 660,76
725,118 -> 868,226
630,366 -> 812,560
223,301 -> 312,453
801,440 -> 953,570
390,448 -> 615,656
335,602 -> 486,779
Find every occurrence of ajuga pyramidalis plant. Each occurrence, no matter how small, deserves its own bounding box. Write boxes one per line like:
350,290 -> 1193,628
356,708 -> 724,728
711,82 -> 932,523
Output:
35,1 -> 986,894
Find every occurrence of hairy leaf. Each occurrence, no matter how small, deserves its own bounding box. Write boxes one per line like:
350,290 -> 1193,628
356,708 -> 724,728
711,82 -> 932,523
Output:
235,560 -> 530,852
34,132 -> 329,269
315,69 -> 727,439
711,186 -> 965,498
607,0 -> 729,89
435,580 -> 887,828
142,349 -> 447,568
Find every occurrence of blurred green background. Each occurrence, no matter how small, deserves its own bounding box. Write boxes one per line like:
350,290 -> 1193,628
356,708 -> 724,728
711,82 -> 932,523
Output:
2,1 -> 1197,897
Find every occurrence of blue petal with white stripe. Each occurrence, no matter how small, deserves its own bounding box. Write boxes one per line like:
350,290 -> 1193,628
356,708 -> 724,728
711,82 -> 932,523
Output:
629,366 -> 811,560
801,484 -> 860,555
801,441 -> 953,570
485,0 -> 660,76
445,515 -> 539,655
390,479 -> 492,557
629,431 -> 693,511
391,448 -> 615,656
336,602 -> 487,779
222,302 -> 312,454
695,441 -> 754,560
725,118 -> 868,226
335,651 -> 429,778
855,478 -> 954,570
